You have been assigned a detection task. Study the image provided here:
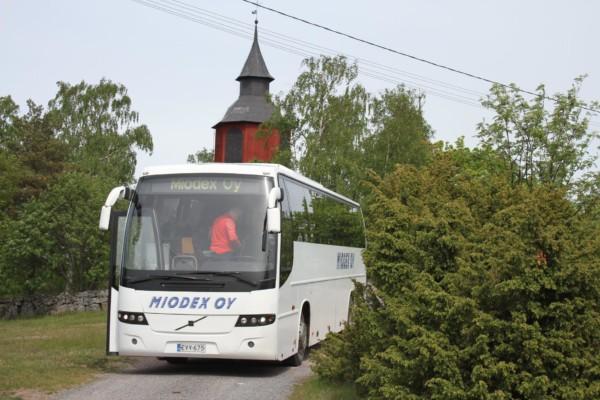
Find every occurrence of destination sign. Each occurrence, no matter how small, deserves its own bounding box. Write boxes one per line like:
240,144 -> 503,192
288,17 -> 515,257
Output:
170,178 -> 241,192
138,175 -> 268,195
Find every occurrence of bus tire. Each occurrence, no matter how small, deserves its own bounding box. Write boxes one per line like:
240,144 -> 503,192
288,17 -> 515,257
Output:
287,312 -> 309,366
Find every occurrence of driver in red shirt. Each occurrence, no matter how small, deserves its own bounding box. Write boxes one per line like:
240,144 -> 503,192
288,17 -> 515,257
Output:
209,208 -> 242,255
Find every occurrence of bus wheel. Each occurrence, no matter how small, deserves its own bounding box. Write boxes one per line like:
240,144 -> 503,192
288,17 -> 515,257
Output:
288,312 -> 309,366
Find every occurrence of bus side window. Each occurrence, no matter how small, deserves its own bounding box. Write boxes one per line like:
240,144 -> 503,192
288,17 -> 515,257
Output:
284,179 -> 313,243
311,191 -> 365,248
278,178 -> 293,286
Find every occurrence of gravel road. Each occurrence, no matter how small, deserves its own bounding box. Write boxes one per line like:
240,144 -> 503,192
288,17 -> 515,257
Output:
52,358 -> 312,400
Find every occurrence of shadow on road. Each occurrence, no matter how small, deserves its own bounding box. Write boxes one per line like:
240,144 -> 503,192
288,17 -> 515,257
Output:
120,357 -> 300,378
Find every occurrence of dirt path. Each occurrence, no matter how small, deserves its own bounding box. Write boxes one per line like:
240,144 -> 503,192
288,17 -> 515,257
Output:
51,358 -> 312,400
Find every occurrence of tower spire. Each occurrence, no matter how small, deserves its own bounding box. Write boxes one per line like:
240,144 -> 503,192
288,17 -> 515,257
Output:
236,20 -> 274,82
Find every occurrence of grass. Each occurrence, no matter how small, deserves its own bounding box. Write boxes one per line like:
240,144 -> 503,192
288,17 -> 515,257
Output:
0,311 -> 132,398
290,375 -> 361,400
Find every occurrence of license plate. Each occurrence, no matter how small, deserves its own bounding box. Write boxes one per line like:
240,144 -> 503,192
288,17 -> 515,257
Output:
176,343 -> 207,353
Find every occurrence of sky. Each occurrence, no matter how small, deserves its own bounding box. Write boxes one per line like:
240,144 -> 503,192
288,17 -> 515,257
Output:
2,0 -> 599,178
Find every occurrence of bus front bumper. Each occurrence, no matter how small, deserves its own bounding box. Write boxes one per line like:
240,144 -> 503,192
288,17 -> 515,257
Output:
117,322 -> 280,361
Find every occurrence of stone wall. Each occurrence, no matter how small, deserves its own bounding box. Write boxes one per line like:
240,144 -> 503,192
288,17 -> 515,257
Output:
0,290 -> 108,319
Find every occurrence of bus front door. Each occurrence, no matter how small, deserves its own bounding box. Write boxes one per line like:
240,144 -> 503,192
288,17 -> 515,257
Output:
106,211 -> 127,355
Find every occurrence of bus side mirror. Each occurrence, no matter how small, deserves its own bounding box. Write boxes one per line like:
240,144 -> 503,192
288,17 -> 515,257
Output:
267,208 -> 280,233
267,187 -> 282,233
268,187 -> 282,209
99,186 -> 128,231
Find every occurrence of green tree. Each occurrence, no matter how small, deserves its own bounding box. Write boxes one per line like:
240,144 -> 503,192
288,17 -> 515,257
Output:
270,55 -> 369,198
363,86 -> 433,176
48,79 -> 153,183
267,56 -> 434,200
0,97 -> 24,213
0,97 -> 67,215
477,77 -> 599,187
0,96 -> 20,144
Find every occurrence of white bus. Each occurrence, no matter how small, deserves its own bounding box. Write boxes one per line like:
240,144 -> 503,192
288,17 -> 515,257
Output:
99,163 -> 366,365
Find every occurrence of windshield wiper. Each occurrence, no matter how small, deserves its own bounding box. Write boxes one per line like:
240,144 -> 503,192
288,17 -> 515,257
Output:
182,271 -> 258,287
125,274 -> 212,284
261,208 -> 268,252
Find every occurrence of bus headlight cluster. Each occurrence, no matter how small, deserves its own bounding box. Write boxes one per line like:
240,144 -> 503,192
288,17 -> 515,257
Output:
118,311 -> 148,325
235,314 -> 276,327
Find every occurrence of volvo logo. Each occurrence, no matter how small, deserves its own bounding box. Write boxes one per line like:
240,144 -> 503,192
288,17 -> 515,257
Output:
175,316 -> 207,331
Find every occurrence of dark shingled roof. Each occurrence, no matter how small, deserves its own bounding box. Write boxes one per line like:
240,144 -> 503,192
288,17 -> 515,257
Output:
214,96 -> 274,127
214,23 -> 275,127
237,24 -> 274,82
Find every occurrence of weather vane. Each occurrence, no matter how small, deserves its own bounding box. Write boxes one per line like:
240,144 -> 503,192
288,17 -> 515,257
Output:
252,2 -> 258,25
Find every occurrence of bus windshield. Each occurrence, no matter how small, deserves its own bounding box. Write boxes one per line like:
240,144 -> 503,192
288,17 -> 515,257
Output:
121,174 -> 276,292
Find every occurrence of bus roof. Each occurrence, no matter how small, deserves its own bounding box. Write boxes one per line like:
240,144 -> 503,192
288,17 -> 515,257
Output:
141,163 -> 360,207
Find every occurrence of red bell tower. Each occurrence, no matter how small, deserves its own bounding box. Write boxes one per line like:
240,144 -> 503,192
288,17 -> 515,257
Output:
213,22 -> 280,163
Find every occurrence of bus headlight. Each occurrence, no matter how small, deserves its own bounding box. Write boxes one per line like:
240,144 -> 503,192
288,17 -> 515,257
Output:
235,314 -> 275,327
118,311 -> 148,325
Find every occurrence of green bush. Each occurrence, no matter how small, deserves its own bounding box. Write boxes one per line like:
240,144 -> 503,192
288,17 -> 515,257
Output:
313,153 -> 600,399
0,172 -> 112,296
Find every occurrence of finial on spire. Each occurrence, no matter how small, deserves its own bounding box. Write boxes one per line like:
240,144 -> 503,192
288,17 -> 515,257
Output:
251,3 -> 258,25
236,3 -> 273,83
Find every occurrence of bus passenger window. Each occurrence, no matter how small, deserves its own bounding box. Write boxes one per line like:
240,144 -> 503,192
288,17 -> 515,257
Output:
284,179 -> 313,243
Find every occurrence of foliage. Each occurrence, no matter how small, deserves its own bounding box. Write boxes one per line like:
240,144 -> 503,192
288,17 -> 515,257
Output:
313,152 -> 600,399
571,171 -> 600,220
364,86 -> 433,176
187,147 -> 214,163
267,56 -> 433,199
274,56 -> 369,198
477,77 -> 599,187
0,97 -> 67,216
48,79 -> 153,183
0,80 -> 152,298
1,173 -> 112,296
